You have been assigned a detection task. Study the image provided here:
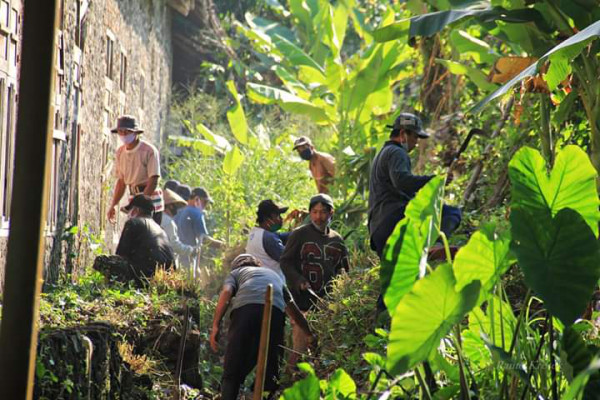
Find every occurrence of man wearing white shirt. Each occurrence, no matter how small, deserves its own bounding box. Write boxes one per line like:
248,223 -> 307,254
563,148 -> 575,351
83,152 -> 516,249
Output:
245,200 -> 290,280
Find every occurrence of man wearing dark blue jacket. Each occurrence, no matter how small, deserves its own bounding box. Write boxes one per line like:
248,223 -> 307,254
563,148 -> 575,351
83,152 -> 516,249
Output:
368,112 -> 461,258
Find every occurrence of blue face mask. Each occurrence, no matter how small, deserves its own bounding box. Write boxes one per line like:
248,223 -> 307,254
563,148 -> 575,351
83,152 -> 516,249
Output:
299,148 -> 313,160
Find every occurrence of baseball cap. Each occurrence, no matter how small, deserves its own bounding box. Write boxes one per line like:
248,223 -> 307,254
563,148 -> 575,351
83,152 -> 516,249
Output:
164,179 -> 180,192
231,253 -> 261,269
293,136 -> 312,149
257,200 -> 289,219
191,187 -> 213,203
309,194 -> 334,210
175,184 -> 192,201
387,113 -> 429,138
124,194 -> 154,214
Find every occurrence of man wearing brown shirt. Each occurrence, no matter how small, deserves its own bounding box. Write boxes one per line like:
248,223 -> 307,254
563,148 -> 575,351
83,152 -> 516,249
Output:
107,115 -> 164,224
281,194 -> 349,367
293,136 -> 335,193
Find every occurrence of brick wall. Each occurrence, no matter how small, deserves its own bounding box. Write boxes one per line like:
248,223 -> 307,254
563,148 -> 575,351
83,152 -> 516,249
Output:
0,0 -> 174,288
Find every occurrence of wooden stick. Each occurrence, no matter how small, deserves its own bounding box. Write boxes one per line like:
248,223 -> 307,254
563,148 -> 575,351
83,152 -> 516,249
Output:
253,284 -> 274,400
174,304 -> 190,400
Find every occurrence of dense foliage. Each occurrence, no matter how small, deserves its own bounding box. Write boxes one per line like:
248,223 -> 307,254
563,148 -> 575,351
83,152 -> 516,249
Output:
31,0 -> 600,398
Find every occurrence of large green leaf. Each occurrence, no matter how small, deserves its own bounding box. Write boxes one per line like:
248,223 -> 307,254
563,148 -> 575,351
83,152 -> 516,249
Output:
436,59 -> 498,91
247,83 -> 330,123
225,81 -> 248,145
281,363 -> 320,400
544,40 -> 589,91
245,13 -> 296,43
562,326 -> 594,379
273,34 -> 324,72
381,177 -> 444,314
510,208 -> 600,326
508,146 -> 600,236
196,123 -> 231,152
324,369 -> 356,400
562,358 -> 600,400
167,135 -> 218,156
222,145 -> 245,176
453,225 -> 513,300
469,298 -> 516,352
342,46 -> 384,113
387,263 -> 481,375
373,5 -> 544,42
471,19 -> 600,113
449,29 -> 497,64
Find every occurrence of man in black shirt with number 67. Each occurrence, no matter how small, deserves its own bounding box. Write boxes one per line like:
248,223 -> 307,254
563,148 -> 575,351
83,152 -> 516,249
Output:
281,194 -> 350,367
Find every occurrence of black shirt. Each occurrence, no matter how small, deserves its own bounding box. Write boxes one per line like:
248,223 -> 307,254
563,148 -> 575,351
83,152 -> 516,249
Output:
116,217 -> 175,277
367,141 -> 433,237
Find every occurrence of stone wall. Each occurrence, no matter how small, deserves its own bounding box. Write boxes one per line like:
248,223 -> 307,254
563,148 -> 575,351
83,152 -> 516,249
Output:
0,0 -> 174,288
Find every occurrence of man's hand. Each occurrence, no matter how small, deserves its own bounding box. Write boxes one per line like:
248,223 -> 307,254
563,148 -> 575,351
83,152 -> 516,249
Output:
298,279 -> 310,291
107,205 -> 117,224
210,325 -> 219,353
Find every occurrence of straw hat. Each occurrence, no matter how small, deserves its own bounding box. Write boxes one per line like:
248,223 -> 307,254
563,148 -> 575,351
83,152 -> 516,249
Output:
163,188 -> 186,207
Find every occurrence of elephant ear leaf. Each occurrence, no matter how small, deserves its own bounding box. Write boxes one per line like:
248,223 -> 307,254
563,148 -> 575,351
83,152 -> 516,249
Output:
387,264 -> 480,375
510,208 -> 600,327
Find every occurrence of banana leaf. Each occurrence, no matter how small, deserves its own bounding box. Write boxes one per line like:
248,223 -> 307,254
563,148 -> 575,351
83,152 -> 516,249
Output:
470,19 -> 600,113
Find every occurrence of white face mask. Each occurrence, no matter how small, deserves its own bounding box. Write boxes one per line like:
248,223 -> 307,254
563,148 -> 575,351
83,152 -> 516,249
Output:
311,216 -> 332,232
119,133 -> 137,145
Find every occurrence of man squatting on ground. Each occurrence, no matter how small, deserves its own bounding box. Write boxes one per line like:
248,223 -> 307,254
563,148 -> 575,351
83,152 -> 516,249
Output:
107,115 -> 164,225
95,194 -> 175,285
210,254 -> 313,400
281,194 -> 350,367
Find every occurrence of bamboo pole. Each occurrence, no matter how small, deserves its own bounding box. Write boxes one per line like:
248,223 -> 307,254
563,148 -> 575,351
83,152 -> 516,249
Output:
0,1 -> 59,398
253,284 -> 273,400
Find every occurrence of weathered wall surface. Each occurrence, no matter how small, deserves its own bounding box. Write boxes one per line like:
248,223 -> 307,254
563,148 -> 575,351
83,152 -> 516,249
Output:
0,0 -> 174,288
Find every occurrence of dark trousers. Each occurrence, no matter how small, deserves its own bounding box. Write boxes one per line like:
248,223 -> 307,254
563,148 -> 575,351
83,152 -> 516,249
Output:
371,204 -> 462,258
372,205 -> 461,312
222,304 -> 285,400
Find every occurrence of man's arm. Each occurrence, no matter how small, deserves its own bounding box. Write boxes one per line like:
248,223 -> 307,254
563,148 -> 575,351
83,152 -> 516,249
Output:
280,231 -> 309,291
143,175 -> 159,195
193,212 -> 224,249
322,153 -> 335,180
204,235 -> 225,249
388,149 -> 433,195
116,219 -> 138,258
210,285 -> 234,352
163,221 -> 196,257
108,178 -> 126,223
263,231 -> 285,261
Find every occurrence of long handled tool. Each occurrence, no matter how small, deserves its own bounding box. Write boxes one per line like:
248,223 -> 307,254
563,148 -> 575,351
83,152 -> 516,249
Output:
174,304 -> 191,400
447,128 -> 485,171
253,284 -> 274,400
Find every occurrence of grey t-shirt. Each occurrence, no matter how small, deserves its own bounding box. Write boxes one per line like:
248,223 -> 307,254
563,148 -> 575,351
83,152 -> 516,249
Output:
224,266 -> 291,312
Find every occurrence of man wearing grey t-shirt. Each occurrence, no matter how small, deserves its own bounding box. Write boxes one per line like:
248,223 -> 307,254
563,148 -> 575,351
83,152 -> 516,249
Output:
210,254 -> 313,400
